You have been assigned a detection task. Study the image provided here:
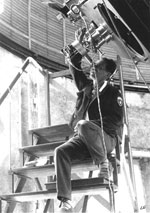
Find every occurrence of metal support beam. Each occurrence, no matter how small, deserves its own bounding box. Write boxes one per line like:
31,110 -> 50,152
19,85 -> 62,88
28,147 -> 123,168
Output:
0,58 -> 30,106
4,178 -> 27,213
43,199 -> 54,213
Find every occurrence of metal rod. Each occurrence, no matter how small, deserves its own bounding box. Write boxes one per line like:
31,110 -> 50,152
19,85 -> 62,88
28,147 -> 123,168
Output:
46,70 -> 51,126
0,72 -> 22,106
0,58 -> 30,106
28,0 -> 31,49
102,0 -> 150,91
108,183 -> 115,213
9,99 -> 12,171
12,173 -> 14,193
0,198 -> 2,213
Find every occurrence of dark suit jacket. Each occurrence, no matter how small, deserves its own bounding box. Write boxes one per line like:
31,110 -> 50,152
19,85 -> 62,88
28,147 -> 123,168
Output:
68,52 -> 123,137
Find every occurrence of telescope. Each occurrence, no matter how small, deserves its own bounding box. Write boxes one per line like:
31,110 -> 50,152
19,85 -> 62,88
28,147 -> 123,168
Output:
44,0 -> 150,65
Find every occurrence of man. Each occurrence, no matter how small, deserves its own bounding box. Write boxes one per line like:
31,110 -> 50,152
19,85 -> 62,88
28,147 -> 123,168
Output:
54,45 -> 123,212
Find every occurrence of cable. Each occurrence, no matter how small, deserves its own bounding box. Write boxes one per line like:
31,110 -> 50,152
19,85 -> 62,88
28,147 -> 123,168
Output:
67,13 -> 109,161
95,74 -> 107,157
94,68 -> 115,212
67,48 -> 108,162
80,12 -> 98,54
67,40 -> 114,208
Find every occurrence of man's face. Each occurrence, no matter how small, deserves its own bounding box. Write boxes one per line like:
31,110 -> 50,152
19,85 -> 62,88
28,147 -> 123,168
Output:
90,60 -> 110,82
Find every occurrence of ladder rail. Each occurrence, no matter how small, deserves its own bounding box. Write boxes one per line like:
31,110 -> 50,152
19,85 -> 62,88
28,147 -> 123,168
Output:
117,55 -> 140,212
0,57 -> 44,106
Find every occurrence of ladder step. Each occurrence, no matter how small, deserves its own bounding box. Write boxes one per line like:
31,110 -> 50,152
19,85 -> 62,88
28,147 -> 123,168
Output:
29,124 -> 73,143
11,159 -> 98,178
45,177 -> 110,191
1,190 -> 56,202
1,178 -> 110,202
20,140 -> 64,157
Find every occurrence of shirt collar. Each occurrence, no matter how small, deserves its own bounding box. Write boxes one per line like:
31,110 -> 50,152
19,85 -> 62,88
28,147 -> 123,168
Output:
99,80 -> 108,92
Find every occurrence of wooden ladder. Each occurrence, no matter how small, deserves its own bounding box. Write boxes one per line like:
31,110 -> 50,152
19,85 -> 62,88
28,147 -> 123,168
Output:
0,124 -> 120,213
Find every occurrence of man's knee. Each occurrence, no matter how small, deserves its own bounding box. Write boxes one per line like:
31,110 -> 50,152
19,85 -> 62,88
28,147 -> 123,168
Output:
77,120 -> 98,135
54,145 -> 65,162
77,120 -> 89,133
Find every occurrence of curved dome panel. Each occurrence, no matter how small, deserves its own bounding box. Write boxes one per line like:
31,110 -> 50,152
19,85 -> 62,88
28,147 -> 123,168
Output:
76,0 -> 150,63
107,0 -> 150,52
0,0 -> 76,70
0,0 -> 150,87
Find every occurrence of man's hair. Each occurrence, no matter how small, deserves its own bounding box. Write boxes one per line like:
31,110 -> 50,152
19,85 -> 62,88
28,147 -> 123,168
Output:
103,58 -> 117,74
95,58 -> 117,75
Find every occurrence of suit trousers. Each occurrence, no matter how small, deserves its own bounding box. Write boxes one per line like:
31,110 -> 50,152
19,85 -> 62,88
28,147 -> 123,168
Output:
54,120 -> 116,201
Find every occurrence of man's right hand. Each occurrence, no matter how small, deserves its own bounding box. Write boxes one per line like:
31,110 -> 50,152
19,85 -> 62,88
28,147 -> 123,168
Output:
75,27 -> 86,44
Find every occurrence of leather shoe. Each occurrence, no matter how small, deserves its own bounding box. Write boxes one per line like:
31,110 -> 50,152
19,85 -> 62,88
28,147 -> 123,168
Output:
59,200 -> 73,213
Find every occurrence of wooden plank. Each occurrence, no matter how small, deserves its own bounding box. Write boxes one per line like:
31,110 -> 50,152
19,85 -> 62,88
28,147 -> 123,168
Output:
11,159 -> 97,178
93,195 -> 111,211
29,124 -> 73,143
45,178 -> 109,191
1,179 -> 110,202
0,188 -> 108,203
12,164 -> 55,178
49,70 -> 70,79
1,190 -> 56,202
20,140 -> 64,157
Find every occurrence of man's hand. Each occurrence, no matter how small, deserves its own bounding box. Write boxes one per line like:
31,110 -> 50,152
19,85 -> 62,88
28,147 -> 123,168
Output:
75,28 -> 86,44
62,28 -> 87,64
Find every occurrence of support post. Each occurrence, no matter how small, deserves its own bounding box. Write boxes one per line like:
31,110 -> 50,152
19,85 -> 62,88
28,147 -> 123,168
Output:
82,171 -> 93,213
108,183 -> 115,213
